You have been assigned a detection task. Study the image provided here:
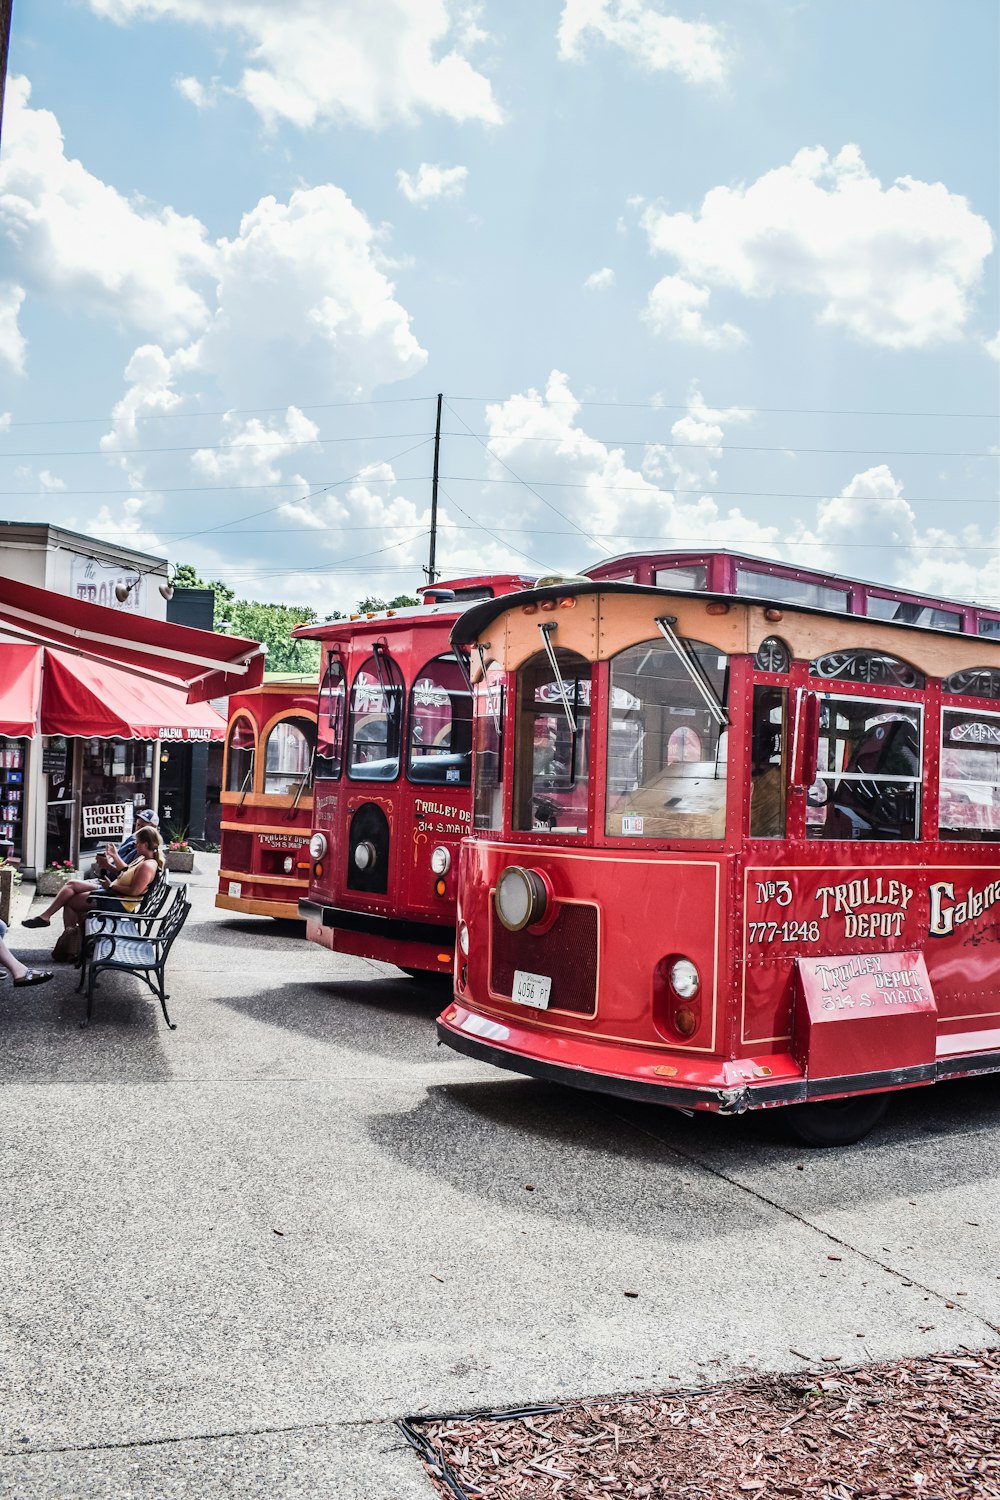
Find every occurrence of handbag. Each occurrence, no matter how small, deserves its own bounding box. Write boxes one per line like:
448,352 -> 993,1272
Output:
52,926 -> 82,964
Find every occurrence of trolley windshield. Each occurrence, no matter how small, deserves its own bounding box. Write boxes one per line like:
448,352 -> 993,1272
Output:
606,636 -> 729,839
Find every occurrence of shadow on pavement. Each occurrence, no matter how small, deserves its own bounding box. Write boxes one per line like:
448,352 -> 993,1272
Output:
0,967 -> 173,1082
214,975 -> 448,1063
366,1071 -> 1000,1236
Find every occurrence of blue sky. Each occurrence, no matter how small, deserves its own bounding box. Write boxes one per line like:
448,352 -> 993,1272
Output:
0,0 -> 997,614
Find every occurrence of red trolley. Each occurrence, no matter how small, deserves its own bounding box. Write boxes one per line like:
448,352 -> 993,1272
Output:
216,677 -> 316,920
297,576 -> 533,976
440,559 -> 1000,1143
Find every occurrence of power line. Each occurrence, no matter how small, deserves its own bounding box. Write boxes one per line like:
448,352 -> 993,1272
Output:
3,392 -> 998,426
448,396 -> 1000,420
443,399 -> 615,558
3,430 -> 999,460
3,476 -> 993,506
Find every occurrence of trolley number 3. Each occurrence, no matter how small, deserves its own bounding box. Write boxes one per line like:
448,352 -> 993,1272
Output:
747,920 -> 820,944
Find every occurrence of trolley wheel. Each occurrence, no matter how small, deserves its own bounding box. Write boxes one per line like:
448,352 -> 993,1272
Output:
784,1093 -> 890,1148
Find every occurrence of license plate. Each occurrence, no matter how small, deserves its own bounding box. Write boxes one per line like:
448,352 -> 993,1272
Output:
511,970 -> 552,1009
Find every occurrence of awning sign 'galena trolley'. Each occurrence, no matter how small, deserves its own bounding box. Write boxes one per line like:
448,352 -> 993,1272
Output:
439,570 -> 1000,1144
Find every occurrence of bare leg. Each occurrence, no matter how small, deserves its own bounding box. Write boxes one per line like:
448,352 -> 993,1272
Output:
61,890 -> 95,930
26,880 -> 99,925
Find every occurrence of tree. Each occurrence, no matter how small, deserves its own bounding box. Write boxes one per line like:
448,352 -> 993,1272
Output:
176,564 -> 323,674
355,594 -> 419,613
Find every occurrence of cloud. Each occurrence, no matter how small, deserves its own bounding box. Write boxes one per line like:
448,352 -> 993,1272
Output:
558,1 -> 729,84
174,75 -> 218,109
0,282 -> 26,373
397,162 -> 468,206
0,77 -> 216,345
643,273 -> 746,349
481,371 -> 777,563
192,407 -> 320,485
792,464 -> 999,606
86,0 -> 502,130
185,184 -> 427,403
985,330 -> 1000,360
584,267 -> 616,291
641,144 -> 995,349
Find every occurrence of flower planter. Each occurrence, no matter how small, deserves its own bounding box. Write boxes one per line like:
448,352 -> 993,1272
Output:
165,850 -> 194,874
36,868 -> 78,898
0,867 -> 13,925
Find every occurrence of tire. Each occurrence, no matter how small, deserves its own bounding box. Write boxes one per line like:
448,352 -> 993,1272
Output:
784,1093 -> 890,1148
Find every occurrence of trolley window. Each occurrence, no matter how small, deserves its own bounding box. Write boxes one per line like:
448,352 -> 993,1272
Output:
605,637 -> 729,840
407,654 -> 472,787
939,709 -> 1000,841
347,652 -> 404,781
316,656 -> 345,778
736,566 -> 848,613
513,650 -> 592,835
807,697 -> 922,841
263,716 -> 315,796
473,674 -> 505,831
750,687 -> 787,839
225,714 -> 256,793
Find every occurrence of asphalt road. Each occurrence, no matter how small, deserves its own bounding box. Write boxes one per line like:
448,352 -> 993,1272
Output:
1,857 -> 997,1497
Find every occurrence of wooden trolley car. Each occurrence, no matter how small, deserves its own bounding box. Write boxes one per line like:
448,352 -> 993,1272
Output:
440,559 -> 1000,1143
216,677 -> 316,920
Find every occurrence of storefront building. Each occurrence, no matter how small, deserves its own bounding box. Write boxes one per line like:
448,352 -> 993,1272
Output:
0,524 -> 262,875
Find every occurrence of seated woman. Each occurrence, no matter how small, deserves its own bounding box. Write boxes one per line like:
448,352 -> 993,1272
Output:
24,827 -> 165,933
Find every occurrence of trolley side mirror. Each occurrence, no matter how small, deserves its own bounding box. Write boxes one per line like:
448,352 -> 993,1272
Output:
791,689 -> 821,791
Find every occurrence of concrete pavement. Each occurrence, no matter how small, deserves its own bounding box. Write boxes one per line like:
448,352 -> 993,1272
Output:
0,857 -> 997,1497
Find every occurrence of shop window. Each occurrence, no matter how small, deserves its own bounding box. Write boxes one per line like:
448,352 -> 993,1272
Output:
939,710 -> 1000,841
347,651 -> 404,781
225,715 -> 256,793
513,650 -> 592,835
316,656 -> 346,777
750,688 -> 787,839
0,737 -> 28,859
264,717 -> 315,796
407,654 -> 472,787
605,637 -> 728,840
807,697 -> 922,841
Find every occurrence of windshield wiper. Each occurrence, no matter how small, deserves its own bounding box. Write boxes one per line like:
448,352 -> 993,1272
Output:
537,621 -> 577,734
654,616 -> 729,728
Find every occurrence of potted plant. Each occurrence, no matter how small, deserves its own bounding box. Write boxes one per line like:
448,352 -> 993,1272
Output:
36,858 -> 78,898
165,827 -> 194,874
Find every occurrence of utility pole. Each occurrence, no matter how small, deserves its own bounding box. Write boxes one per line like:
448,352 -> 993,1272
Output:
426,392 -> 443,585
0,0 -> 14,146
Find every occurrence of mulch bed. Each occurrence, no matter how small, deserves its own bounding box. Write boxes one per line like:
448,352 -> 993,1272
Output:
401,1350 -> 1000,1499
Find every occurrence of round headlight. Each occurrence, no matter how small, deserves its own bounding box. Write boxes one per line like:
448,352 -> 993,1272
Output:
494,867 -> 548,931
309,831 -> 327,860
354,841 -> 376,871
458,920 -> 469,956
669,958 -> 700,999
430,845 -> 451,876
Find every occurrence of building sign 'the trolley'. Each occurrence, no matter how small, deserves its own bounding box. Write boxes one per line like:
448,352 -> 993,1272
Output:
439,566 -> 1000,1144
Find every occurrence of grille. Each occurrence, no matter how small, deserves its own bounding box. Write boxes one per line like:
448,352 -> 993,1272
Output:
490,902 -> 599,1015
221,830 -> 253,869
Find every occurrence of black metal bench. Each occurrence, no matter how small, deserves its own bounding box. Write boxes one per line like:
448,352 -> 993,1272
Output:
77,883 -> 190,1029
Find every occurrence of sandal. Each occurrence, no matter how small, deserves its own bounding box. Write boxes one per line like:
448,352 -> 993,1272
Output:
13,970 -> 53,987
22,916 -> 51,929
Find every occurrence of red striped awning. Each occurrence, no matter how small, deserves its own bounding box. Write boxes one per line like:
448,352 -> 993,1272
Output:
0,574 -> 264,701
41,651 -> 226,740
0,644 -> 43,737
